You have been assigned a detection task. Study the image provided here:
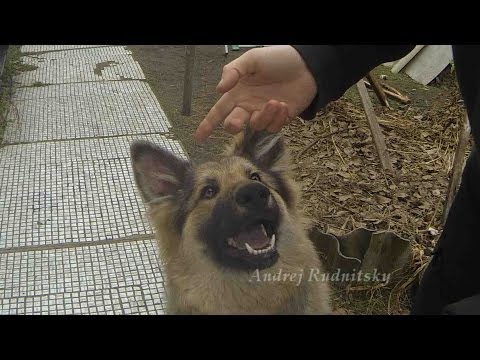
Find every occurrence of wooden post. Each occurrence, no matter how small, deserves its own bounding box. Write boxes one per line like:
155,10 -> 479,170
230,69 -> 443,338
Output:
365,72 -> 390,108
0,45 -> 9,80
182,45 -> 195,116
356,80 -> 394,172
442,114 -> 471,224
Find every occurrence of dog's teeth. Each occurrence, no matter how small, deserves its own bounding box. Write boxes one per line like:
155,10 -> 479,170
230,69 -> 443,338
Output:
245,243 -> 255,255
227,238 -> 236,247
261,224 -> 267,236
270,233 -> 276,246
246,241 -> 275,256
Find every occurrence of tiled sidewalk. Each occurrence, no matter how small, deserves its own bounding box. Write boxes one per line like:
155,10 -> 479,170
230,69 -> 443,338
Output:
0,45 -> 185,314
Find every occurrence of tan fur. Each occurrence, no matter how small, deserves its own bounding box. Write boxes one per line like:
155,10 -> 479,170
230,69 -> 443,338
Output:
135,131 -> 331,315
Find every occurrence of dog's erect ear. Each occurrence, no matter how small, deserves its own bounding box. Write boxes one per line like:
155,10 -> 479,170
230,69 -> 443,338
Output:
225,127 -> 288,171
130,141 -> 192,203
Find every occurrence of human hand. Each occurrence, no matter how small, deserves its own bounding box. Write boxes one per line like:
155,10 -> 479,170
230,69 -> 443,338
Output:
194,45 -> 317,143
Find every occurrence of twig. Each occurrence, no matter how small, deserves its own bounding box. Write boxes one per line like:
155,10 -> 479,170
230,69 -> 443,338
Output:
365,72 -> 391,108
329,119 -> 347,167
316,191 -> 356,214
306,172 -> 321,191
296,125 -> 360,159
364,80 -> 410,104
399,262 -> 429,290
384,89 -> 410,105
320,214 -> 347,218
427,198 -> 443,231
349,215 -> 356,229
311,219 -> 349,231
422,156 -> 442,165
381,82 -> 404,96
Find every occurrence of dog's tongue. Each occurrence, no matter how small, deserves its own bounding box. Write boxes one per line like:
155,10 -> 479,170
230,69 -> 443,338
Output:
234,224 -> 270,249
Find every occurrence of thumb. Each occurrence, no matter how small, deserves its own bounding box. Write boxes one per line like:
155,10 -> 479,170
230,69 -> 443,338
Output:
217,52 -> 255,93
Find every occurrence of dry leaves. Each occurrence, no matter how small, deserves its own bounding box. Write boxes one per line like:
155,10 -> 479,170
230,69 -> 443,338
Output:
283,87 -> 471,249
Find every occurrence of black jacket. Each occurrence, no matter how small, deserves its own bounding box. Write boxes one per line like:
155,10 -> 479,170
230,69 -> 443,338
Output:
292,45 -> 479,147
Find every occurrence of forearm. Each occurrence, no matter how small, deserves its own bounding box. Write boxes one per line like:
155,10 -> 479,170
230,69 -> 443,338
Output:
291,45 -> 416,119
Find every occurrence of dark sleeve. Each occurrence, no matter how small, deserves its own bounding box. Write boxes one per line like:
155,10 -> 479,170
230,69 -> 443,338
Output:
291,45 -> 416,119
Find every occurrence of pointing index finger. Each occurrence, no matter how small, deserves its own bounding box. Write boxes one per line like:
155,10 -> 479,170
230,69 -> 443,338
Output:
194,94 -> 235,143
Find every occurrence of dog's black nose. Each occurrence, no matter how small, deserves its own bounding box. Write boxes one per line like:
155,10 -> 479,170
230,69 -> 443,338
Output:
235,183 -> 270,210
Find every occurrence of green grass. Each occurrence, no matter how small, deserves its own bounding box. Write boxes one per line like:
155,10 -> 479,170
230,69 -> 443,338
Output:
0,46 -> 24,144
31,81 -> 48,87
0,46 -> 43,143
16,63 -> 38,72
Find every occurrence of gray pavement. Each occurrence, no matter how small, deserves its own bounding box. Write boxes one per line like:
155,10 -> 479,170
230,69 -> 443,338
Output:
0,45 -> 187,314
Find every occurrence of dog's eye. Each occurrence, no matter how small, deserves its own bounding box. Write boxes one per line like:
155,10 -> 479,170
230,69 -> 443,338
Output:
250,172 -> 262,182
201,185 -> 217,199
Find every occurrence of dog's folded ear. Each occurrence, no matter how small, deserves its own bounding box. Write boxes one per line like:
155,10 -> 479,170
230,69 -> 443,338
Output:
130,141 -> 192,203
224,127 -> 288,171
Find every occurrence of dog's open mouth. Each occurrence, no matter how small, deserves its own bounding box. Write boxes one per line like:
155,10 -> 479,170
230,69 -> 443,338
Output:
227,222 -> 276,255
220,220 -> 279,270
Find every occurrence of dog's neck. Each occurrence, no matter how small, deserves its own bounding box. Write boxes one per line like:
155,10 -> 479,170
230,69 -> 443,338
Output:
148,197 -> 323,314
159,228 -> 319,315
166,257 -> 311,315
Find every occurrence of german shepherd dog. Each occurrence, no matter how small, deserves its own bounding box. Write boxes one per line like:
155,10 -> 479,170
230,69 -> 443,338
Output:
130,128 -> 331,314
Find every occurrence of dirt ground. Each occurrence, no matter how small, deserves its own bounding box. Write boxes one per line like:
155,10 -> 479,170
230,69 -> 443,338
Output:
129,45 -> 470,314
129,45 -> 242,164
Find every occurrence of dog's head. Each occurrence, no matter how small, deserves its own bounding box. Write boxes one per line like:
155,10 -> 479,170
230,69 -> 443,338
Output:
130,128 -> 300,271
